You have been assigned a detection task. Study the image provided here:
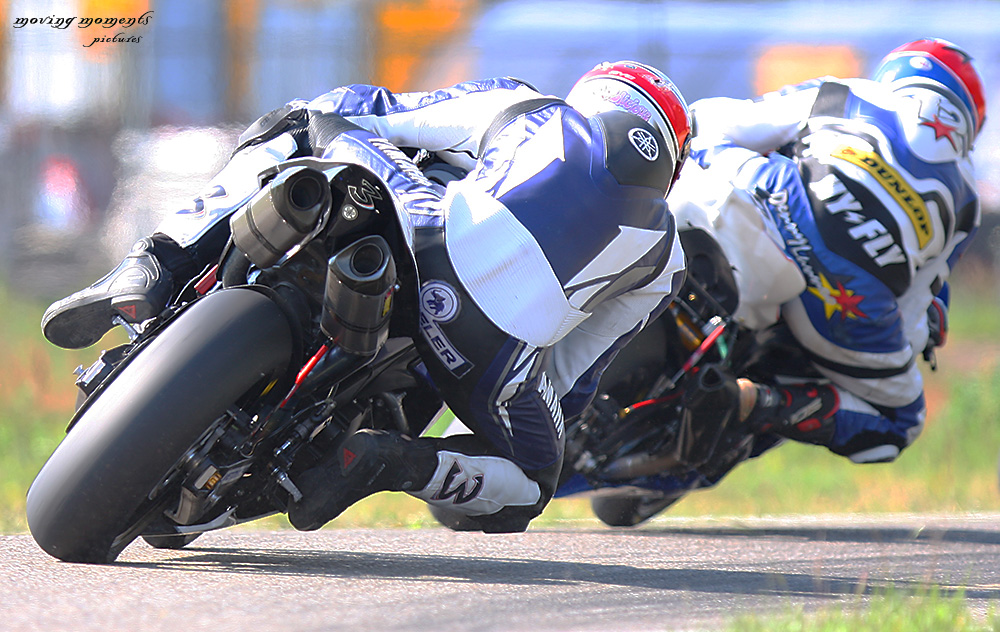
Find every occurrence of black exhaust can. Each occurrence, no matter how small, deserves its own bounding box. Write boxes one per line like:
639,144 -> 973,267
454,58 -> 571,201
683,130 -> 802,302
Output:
230,165 -> 332,268
321,235 -> 396,356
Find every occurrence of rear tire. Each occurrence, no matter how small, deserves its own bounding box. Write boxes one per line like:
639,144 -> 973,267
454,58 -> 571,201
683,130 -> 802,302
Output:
141,533 -> 202,550
26,288 -> 294,563
428,504 -> 482,532
590,491 -> 682,527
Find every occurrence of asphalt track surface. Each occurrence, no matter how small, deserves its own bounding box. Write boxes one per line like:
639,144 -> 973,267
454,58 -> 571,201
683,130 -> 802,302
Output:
3,513 -> 1000,631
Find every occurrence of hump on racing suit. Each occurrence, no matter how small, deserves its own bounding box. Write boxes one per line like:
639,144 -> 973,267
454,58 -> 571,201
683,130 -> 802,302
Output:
686,69 -> 980,463
158,75 -> 687,528
312,79 -> 688,525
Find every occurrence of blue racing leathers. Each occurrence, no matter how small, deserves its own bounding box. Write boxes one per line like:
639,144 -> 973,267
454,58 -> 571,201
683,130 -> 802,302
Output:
155,78 -> 686,523
689,76 -> 980,463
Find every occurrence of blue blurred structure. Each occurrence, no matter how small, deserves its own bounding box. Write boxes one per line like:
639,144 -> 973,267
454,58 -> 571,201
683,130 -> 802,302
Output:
150,1 -> 226,124
150,0 -> 368,125
420,0 -> 1000,210
0,0 -> 371,294
2,0 -> 998,296
424,0 -> 1000,102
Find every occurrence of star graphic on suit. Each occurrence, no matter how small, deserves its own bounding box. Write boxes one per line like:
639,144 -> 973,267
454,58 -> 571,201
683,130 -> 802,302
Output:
808,273 -> 868,321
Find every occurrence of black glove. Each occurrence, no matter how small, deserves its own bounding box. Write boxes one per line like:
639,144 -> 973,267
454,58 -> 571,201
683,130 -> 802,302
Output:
923,296 -> 948,368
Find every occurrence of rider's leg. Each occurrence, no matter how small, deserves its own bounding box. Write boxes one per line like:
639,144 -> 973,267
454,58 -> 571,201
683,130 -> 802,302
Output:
740,379 -> 840,446
41,105 -> 314,349
41,235 -> 187,349
285,137 -> 564,532
286,430 -> 556,533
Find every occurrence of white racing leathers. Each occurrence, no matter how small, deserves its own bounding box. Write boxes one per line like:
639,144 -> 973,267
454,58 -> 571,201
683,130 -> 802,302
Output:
157,78 -> 685,518
688,77 -> 980,463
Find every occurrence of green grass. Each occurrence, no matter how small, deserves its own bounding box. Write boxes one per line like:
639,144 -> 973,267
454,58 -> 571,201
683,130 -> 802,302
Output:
657,363 -> 1000,518
3,270 -> 1000,532
947,266 -> 1000,340
729,586 -> 1000,632
0,283 -> 125,532
657,273 -> 1000,519
5,272 -> 1000,631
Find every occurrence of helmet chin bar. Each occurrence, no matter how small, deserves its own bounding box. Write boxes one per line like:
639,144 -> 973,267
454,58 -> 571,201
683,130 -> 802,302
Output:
892,84 -> 974,157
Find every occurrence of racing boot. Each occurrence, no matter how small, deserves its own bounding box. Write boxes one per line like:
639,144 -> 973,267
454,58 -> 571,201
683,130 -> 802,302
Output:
738,379 -> 840,446
41,236 -> 179,349
288,429 -> 439,531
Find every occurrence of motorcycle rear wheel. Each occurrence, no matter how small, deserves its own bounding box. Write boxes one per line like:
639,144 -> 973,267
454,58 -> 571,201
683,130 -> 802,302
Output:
26,288 -> 294,563
141,533 -> 202,550
590,491 -> 682,527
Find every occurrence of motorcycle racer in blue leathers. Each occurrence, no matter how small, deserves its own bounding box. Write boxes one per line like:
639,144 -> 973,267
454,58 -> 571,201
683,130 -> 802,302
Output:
41,62 -> 694,533
582,39 -> 986,528
690,38 -> 984,463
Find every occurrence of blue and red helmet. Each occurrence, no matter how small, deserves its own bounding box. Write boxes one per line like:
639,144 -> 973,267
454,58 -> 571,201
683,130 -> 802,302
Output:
873,38 -> 987,143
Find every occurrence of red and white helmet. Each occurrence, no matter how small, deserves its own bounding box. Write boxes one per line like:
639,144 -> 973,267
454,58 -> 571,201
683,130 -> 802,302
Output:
873,38 -> 987,146
566,61 -> 693,186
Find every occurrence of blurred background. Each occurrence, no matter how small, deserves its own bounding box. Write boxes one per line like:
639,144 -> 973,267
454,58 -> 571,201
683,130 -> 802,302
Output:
1,0 -> 998,299
2,0 -> 1000,531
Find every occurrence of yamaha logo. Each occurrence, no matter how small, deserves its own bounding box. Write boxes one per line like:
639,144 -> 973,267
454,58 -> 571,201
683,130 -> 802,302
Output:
628,127 -> 659,161
420,280 -> 460,322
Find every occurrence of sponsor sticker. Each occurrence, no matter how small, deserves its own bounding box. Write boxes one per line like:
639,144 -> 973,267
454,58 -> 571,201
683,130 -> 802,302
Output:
831,145 -> 932,249
420,281 -> 460,323
419,280 -> 472,377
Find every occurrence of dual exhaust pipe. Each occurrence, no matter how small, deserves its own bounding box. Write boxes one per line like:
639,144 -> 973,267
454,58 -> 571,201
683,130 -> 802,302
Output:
230,164 -> 397,359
